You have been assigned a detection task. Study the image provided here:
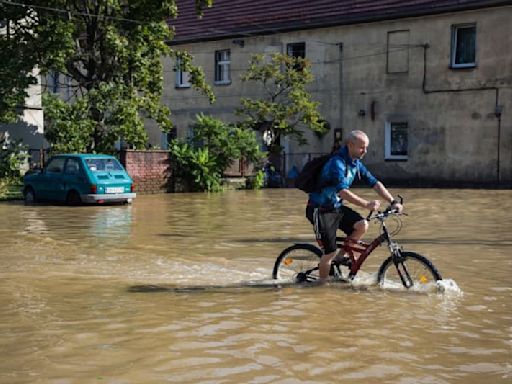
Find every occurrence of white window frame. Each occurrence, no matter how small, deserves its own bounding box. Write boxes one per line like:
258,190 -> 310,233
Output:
214,49 -> 231,85
385,121 -> 408,161
175,57 -> 191,88
451,23 -> 476,69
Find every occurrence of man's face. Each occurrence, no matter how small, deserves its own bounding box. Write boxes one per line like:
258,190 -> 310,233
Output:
348,136 -> 369,160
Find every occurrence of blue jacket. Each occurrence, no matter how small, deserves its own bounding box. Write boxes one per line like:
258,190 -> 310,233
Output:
308,146 -> 378,210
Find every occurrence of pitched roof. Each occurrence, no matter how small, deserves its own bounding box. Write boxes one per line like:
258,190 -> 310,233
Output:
169,0 -> 510,44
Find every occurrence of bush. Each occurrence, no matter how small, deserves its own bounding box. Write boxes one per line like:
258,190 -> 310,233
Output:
169,114 -> 264,192
0,135 -> 29,180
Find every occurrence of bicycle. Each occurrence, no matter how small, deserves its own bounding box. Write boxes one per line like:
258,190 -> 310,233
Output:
272,196 -> 442,289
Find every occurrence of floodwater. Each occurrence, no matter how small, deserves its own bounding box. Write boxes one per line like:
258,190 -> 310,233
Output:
0,188 -> 510,384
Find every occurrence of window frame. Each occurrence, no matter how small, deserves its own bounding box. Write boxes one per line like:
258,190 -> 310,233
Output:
450,23 -> 477,69
384,121 -> 408,161
214,49 -> 231,85
175,57 -> 191,88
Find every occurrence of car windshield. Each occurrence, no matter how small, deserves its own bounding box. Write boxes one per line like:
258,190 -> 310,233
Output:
85,158 -> 123,172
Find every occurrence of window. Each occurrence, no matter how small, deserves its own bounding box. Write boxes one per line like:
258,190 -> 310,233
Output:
286,42 -> 306,71
85,158 -> 122,172
451,24 -> 476,68
48,72 -> 59,93
387,30 -> 409,73
214,49 -> 231,84
160,127 -> 177,149
64,158 -> 80,175
175,57 -> 190,88
385,121 -> 408,160
46,157 -> 66,173
287,42 -> 306,59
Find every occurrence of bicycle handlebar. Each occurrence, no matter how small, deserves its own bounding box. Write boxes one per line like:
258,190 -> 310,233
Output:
366,195 -> 405,222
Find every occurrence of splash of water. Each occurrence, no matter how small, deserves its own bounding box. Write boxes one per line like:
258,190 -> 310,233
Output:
436,279 -> 463,296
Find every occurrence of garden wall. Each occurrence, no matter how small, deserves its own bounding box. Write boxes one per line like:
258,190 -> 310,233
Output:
119,150 -> 173,194
119,150 -> 253,194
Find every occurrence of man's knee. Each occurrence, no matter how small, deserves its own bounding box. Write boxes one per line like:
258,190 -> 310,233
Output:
354,219 -> 369,233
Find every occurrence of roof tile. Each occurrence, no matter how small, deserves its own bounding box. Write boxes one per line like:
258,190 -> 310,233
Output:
169,0 -> 509,43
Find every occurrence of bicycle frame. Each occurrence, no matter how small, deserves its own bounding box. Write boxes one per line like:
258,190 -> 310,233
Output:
335,214 -> 397,279
339,233 -> 385,278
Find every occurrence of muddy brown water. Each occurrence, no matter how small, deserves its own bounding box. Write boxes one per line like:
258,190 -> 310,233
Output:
0,188 -> 510,383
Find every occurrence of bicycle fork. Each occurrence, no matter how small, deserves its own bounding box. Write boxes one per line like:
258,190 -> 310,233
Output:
389,242 -> 415,289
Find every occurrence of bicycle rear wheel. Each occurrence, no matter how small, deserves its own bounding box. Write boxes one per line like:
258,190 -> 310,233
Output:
272,244 -> 322,281
377,251 -> 442,290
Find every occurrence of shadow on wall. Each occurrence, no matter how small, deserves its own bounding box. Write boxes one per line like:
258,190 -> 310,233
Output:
0,121 -> 48,168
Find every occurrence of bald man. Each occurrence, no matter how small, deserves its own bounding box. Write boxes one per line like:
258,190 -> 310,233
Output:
306,130 -> 403,281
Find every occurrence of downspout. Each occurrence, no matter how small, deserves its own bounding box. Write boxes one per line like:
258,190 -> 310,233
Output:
421,44 -> 502,184
338,43 -> 344,138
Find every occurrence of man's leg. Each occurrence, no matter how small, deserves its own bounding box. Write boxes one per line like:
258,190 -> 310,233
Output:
317,210 -> 341,280
347,219 -> 369,243
340,206 -> 368,246
306,206 -> 341,281
318,250 -> 337,280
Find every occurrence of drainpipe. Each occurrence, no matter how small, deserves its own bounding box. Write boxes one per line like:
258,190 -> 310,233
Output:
421,44 -> 502,185
338,43 -> 344,138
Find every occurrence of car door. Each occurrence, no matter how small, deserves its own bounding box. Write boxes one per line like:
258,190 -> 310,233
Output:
62,157 -> 87,197
39,157 -> 67,201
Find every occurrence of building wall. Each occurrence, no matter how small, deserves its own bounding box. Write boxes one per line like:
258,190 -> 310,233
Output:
157,5 -> 512,186
0,68 -> 46,151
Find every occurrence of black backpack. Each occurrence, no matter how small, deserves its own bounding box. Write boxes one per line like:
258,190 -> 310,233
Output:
294,154 -> 331,193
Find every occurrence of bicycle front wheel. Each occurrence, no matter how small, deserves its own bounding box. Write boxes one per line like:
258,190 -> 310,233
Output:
272,244 -> 322,281
377,251 -> 442,290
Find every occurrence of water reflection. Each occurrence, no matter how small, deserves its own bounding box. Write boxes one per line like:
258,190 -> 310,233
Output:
20,204 -> 133,242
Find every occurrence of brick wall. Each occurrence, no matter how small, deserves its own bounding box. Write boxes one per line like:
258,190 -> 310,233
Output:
120,150 -> 173,194
119,150 -> 253,194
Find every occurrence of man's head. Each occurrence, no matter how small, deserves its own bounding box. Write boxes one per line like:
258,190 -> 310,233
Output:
346,130 -> 369,160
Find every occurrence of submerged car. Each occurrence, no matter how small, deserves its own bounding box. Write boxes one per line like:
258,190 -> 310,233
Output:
23,154 -> 136,205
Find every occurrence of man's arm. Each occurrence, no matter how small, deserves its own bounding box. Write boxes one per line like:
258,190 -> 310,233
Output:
338,181 -> 402,212
338,188 -> 380,211
372,181 -> 394,203
373,181 -> 403,212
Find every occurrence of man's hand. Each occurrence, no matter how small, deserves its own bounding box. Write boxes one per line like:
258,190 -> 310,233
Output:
366,200 -> 381,211
391,201 -> 404,213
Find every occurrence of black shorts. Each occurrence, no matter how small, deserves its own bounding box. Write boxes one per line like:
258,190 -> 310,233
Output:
305,205 -> 364,254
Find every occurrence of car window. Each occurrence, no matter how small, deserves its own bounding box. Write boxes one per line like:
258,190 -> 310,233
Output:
64,158 -> 81,175
46,158 -> 66,173
85,158 -> 123,172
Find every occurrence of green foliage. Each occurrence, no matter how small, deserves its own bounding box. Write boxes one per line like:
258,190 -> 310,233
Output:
170,114 -> 264,192
0,178 -> 23,201
0,136 -> 29,180
1,1 -> 214,153
237,53 -> 327,151
253,170 -> 265,190
0,3 -> 40,123
170,141 -> 222,192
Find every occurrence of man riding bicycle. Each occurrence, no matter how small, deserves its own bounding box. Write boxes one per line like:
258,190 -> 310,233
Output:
306,130 -> 403,281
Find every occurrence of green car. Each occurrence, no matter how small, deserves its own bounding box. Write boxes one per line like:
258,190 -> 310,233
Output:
23,154 -> 136,205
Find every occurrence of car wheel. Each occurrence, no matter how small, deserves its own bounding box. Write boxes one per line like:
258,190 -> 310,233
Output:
24,187 -> 36,205
66,190 -> 82,206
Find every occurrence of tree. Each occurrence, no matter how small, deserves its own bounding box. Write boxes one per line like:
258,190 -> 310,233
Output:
170,114 -> 264,192
0,0 -> 214,153
0,3 -> 40,123
236,53 -> 327,153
